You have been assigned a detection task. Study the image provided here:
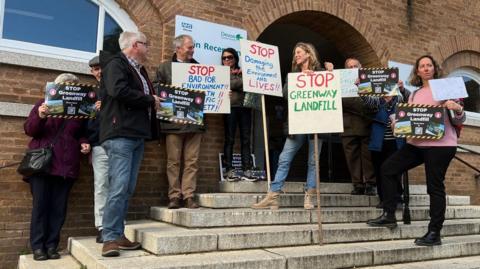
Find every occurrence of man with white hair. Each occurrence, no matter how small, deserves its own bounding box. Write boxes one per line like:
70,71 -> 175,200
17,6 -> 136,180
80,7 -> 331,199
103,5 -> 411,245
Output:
154,34 -> 204,209
99,31 -> 161,257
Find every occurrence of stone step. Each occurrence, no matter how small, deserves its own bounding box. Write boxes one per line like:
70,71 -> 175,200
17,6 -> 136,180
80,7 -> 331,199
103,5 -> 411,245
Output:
18,252 -> 80,269
150,205 -> 480,228
196,193 -> 471,208
67,234 -> 480,269
123,219 -> 480,255
220,181 -> 428,194
359,255 -> 480,269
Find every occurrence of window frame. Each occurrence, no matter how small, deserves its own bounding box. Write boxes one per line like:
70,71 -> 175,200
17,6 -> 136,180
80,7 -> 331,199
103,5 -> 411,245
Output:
0,0 -> 137,63
448,67 -> 480,125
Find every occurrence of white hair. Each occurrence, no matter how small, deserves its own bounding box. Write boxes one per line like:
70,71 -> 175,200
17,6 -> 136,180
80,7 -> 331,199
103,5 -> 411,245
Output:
173,34 -> 193,50
54,73 -> 79,84
118,31 -> 147,50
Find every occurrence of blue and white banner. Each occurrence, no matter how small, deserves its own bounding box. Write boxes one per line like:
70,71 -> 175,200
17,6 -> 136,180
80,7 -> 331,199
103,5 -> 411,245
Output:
175,15 -> 247,65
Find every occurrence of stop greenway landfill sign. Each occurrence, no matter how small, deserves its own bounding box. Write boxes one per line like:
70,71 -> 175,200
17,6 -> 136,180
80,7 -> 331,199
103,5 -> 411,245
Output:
288,70 -> 344,134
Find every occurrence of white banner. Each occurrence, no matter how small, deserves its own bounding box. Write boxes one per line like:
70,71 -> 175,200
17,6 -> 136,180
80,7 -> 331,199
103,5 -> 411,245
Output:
240,39 -> 282,97
172,63 -> 230,114
288,70 -> 344,134
175,15 -> 247,65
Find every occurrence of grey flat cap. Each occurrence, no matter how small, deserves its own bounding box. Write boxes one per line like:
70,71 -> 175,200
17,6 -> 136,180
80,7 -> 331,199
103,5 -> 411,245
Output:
88,56 -> 100,67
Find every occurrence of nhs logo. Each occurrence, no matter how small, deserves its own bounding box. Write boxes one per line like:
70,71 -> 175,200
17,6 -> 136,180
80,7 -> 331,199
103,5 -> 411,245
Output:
181,22 -> 193,32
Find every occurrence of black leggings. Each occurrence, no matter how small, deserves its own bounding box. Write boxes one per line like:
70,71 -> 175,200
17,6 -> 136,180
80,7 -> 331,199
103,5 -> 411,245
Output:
381,144 -> 456,232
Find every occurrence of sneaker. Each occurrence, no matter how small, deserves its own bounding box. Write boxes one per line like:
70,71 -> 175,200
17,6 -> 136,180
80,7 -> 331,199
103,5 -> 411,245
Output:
116,235 -> 141,250
225,169 -> 242,182
102,241 -> 120,257
242,168 -> 266,182
365,184 -> 377,196
351,186 -> 365,195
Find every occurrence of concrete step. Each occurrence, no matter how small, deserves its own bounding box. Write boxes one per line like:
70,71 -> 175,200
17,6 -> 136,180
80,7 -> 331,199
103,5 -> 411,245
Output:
359,255 -> 480,268
196,193 -> 471,208
123,219 -> 480,255
150,206 -> 480,228
220,181 -> 428,194
18,252 -> 80,269
67,234 -> 480,269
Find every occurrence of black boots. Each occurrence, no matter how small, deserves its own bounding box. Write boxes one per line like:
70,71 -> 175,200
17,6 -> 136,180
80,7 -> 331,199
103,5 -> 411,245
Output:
414,231 -> 441,246
367,211 -> 397,228
33,249 -> 48,261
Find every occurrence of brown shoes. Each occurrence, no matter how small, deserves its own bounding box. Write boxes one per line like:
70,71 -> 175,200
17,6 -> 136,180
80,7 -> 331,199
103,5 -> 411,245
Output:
101,236 -> 141,257
102,241 -> 120,257
185,197 -> 199,209
167,198 -> 181,209
116,235 -> 141,250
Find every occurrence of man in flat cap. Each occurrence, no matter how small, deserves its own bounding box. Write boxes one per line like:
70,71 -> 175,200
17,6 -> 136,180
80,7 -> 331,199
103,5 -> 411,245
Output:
87,55 -> 109,244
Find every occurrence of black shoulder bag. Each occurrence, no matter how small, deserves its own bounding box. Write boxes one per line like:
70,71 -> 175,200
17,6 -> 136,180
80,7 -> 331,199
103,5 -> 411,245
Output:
17,121 -> 66,177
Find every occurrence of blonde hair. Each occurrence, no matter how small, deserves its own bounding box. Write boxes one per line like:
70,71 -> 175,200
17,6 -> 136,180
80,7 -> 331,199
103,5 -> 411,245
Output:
118,31 -> 147,50
54,73 -> 79,84
291,42 -> 321,72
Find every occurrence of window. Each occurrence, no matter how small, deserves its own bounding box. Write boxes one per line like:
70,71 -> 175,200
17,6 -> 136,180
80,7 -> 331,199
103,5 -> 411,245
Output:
449,68 -> 480,113
0,0 -> 137,63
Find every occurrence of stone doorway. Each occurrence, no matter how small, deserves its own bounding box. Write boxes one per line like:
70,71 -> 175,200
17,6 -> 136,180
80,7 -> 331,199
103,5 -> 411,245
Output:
251,11 -> 381,183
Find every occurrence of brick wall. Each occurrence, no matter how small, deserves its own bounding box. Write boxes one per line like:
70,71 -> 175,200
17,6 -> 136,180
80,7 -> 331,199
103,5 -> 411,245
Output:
1,0 -> 480,267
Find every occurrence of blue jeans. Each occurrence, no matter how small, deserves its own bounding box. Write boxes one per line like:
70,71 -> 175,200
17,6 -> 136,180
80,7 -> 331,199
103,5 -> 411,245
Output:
101,137 -> 144,242
270,135 -> 322,192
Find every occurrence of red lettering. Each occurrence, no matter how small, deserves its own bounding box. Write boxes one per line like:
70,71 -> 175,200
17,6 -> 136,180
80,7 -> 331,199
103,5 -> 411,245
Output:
325,72 -> 334,88
188,65 -> 216,76
296,74 -> 306,88
249,44 -> 275,58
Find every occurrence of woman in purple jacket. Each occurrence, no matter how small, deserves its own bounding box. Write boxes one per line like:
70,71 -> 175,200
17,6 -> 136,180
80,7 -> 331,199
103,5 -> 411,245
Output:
24,73 -> 91,261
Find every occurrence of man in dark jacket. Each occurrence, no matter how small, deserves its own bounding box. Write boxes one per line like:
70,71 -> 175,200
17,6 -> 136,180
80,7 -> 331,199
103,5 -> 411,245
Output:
99,31 -> 161,257
341,58 -> 376,195
154,34 -> 204,209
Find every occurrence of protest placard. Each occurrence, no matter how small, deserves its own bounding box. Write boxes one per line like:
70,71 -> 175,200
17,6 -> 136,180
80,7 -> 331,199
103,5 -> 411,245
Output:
429,77 -> 468,101
218,153 -> 256,181
156,84 -> 205,125
394,103 -> 445,139
240,39 -> 282,97
358,68 -> 399,96
339,68 -> 359,98
288,70 -> 344,134
45,82 -> 98,118
172,63 -> 230,113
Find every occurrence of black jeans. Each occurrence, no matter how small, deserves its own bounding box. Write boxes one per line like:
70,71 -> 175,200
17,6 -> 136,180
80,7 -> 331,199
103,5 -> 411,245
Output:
372,140 -> 402,202
223,107 -> 252,170
381,144 -> 456,233
29,175 -> 74,251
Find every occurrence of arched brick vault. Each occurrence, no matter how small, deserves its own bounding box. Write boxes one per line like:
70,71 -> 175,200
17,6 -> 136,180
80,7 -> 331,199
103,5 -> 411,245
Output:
435,36 -> 480,65
244,0 -> 390,66
442,51 -> 480,75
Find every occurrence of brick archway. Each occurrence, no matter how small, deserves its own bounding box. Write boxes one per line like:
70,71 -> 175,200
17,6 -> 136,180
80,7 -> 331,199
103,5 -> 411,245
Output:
435,35 -> 480,65
244,0 -> 388,66
442,51 -> 480,75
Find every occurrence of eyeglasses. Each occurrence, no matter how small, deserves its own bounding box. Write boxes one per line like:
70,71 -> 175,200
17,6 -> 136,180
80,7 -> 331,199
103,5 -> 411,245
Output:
136,41 -> 149,47
222,55 -> 234,61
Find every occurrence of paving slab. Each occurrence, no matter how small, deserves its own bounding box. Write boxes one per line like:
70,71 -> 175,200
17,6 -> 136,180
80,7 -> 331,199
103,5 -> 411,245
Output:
359,255 -> 480,269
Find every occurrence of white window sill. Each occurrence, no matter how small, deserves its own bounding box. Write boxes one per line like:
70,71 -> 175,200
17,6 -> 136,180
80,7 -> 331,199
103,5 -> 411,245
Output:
0,50 -> 91,75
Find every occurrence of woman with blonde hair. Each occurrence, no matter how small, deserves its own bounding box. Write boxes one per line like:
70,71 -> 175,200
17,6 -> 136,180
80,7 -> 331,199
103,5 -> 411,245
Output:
252,42 -> 333,210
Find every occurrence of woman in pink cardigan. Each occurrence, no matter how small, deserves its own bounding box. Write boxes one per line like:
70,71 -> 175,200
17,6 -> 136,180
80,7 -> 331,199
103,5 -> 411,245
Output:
366,55 -> 465,246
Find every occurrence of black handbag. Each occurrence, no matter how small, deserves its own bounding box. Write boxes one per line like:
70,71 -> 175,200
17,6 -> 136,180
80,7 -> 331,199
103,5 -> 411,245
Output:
17,121 -> 66,177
